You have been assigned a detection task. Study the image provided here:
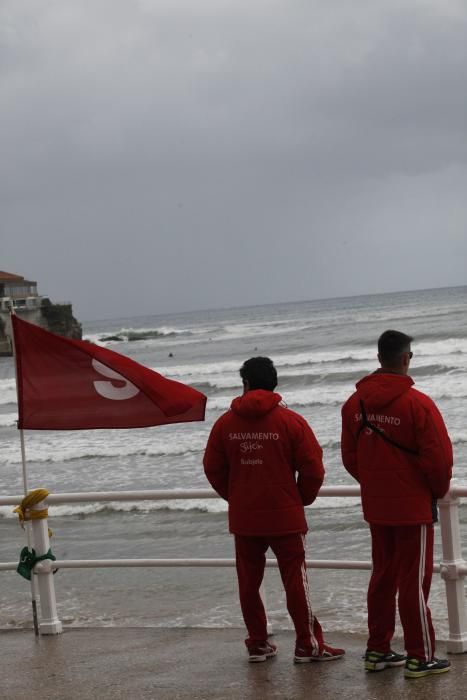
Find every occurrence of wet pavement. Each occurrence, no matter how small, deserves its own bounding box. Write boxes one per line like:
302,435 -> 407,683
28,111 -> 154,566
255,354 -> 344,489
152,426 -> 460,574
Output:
1,628 -> 466,700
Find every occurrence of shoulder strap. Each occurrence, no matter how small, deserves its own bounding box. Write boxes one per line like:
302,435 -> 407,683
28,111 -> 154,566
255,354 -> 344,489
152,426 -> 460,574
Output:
358,400 -> 418,456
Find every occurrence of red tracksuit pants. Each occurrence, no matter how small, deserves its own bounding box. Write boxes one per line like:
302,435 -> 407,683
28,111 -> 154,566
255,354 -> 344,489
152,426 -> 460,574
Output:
368,523 -> 436,661
234,533 -> 324,652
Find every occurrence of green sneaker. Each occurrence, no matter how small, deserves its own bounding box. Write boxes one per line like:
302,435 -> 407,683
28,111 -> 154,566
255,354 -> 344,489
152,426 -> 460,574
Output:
365,650 -> 407,672
404,657 -> 451,678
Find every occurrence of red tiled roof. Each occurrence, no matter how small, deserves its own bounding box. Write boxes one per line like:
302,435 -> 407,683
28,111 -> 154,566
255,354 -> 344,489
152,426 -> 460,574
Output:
0,271 -> 25,281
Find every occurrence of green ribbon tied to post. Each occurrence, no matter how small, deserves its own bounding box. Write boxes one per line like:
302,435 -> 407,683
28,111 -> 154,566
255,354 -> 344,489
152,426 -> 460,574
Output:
17,546 -> 56,581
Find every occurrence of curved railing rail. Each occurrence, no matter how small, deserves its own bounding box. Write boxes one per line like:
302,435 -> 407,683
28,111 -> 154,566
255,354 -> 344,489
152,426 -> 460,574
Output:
0,485 -> 466,651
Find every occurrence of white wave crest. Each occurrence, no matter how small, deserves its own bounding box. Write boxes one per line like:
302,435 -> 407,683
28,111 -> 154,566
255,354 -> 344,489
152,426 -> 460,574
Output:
416,338 -> 467,362
0,499 -> 228,518
220,320 -> 311,341
85,324 -> 207,347
0,379 -> 17,406
0,495 -> 360,519
284,386 -> 348,407
0,412 -> 18,427
416,374 -> 467,400
1,429 -> 210,466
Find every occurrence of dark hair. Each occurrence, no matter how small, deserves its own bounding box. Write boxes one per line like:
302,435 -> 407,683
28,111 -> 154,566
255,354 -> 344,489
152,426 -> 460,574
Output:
378,330 -> 413,367
239,356 -> 278,391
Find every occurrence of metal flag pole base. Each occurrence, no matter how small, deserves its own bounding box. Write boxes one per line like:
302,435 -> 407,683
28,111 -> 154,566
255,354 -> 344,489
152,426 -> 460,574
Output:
18,499 -> 40,637
31,596 -> 39,637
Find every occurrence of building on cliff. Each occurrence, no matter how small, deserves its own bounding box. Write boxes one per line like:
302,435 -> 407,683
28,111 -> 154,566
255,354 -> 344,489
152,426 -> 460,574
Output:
0,270 -> 82,356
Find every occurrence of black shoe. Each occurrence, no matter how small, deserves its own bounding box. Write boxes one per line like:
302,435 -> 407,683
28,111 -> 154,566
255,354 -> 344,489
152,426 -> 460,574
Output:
404,657 -> 451,678
364,650 -> 406,672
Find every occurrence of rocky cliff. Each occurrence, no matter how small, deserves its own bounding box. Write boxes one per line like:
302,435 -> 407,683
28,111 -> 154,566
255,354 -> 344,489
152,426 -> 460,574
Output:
40,299 -> 82,339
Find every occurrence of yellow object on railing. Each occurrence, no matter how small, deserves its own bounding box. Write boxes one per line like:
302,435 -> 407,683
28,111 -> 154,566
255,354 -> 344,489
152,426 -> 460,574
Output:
13,488 -> 52,537
13,488 -> 50,525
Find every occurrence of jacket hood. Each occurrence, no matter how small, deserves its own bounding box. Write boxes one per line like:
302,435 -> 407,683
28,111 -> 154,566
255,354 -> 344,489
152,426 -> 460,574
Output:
230,390 -> 282,418
356,372 -> 414,411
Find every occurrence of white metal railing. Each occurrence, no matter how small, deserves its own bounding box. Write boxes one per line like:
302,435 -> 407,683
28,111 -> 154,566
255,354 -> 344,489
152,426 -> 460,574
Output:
1,485 -> 466,652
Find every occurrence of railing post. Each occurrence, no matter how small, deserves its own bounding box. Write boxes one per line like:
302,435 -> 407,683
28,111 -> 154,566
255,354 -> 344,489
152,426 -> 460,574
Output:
30,500 -> 62,635
438,491 -> 467,653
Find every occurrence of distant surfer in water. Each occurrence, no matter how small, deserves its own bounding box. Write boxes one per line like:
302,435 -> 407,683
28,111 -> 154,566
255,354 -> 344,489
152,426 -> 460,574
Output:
204,356 -> 345,663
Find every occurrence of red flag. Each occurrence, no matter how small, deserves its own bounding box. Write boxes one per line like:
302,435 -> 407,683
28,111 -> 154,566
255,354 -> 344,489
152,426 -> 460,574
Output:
12,316 -> 207,430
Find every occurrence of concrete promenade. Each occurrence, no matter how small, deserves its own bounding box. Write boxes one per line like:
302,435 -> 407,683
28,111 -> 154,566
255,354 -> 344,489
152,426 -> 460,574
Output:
1,628 -> 467,700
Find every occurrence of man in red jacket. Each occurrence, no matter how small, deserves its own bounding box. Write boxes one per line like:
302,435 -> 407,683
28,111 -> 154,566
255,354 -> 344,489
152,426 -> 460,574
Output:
341,330 -> 453,678
204,356 -> 344,663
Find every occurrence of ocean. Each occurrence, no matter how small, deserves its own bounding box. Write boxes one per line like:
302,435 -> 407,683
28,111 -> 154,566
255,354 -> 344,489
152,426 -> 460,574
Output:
0,286 -> 466,636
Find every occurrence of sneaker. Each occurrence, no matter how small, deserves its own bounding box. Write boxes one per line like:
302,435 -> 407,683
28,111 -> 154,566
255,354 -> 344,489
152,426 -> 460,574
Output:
248,641 -> 277,663
294,643 -> 345,663
364,650 -> 407,672
404,657 -> 451,678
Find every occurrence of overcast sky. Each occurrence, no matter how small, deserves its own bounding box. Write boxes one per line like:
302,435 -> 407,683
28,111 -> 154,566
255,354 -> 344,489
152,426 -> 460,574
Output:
1,0 -> 466,321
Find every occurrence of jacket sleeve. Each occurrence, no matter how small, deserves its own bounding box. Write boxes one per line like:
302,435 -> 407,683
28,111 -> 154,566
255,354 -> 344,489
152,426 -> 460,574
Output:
415,399 -> 453,499
292,417 -> 325,506
203,417 -> 230,501
341,400 -> 360,482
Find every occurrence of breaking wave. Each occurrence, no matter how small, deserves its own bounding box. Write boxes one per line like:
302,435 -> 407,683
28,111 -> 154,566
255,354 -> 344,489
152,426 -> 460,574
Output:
0,495 -> 361,519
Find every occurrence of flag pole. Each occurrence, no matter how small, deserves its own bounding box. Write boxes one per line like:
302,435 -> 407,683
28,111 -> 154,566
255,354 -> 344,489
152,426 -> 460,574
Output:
10,309 -> 40,636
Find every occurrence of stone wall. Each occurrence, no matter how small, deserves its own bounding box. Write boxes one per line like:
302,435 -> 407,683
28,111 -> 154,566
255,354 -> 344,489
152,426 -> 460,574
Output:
0,315 -> 9,355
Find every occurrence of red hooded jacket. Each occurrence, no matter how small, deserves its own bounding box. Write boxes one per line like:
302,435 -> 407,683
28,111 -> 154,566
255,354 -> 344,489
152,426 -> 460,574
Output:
203,390 -> 324,536
341,372 -> 452,525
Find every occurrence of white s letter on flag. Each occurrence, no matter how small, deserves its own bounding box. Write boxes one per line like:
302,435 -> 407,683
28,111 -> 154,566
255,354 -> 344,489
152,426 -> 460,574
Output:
92,359 -> 140,400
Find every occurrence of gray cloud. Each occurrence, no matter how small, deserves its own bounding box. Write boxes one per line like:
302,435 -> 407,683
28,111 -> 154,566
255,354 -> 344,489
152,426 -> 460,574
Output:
1,0 -> 466,320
